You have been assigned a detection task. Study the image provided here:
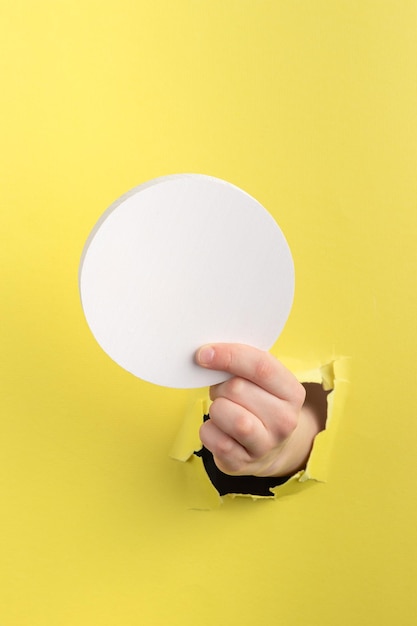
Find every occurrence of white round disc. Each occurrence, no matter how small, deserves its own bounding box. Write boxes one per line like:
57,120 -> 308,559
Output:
79,174 -> 294,388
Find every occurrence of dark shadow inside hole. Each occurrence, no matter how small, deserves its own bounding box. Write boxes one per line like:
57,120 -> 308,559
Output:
302,382 -> 331,432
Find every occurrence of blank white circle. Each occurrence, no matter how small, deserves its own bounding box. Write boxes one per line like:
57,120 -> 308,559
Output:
79,174 -> 294,388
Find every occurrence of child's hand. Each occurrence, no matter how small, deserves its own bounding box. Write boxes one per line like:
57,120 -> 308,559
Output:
195,343 -> 325,478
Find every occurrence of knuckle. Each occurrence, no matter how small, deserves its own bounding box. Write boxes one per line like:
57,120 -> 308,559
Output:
215,437 -> 234,458
226,376 -> 245,398
234,412 -> 255,440
215,455 -> 244,475
254,355 -> 275,384
271,405 -> 298,439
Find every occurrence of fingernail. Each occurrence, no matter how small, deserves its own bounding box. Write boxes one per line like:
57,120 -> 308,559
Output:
197,346 -> 215,366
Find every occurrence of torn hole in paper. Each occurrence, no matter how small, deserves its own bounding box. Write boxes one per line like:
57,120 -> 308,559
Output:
169,357 -> 350,509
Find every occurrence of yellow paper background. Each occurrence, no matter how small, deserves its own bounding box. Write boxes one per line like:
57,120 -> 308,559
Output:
1,1 -> 416,624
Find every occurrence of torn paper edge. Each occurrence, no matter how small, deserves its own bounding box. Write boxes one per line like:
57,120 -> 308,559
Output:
276,356 -> 351,492
169,357 -> 350,509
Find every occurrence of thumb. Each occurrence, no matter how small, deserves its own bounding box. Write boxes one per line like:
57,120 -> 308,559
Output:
195,345 -> 217,368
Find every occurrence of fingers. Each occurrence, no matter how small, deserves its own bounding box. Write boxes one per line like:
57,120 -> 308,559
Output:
195,343 -> 307,478
208,396 -> 271,457
195,343 -> 303,404
199,418 -> 252,475
210,376 -> 297,438
199,401 -> 298,477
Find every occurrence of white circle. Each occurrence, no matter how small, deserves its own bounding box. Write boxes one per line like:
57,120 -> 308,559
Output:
79,174 -> 294,388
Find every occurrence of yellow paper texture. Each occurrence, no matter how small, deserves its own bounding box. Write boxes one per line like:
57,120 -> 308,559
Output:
1,2 -> 417,625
